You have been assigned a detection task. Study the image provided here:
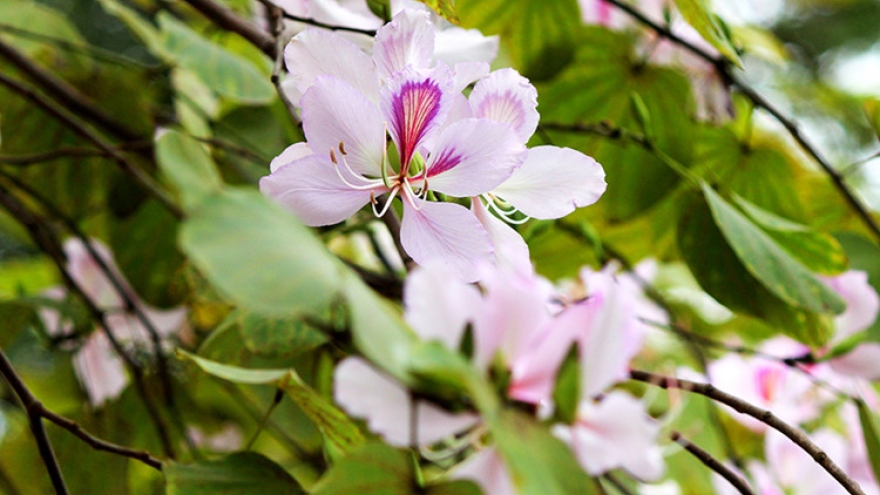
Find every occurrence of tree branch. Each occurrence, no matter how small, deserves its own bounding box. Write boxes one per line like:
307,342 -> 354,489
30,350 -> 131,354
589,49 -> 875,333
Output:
0,72 -> 182,219
630,369 -> 867,495
180,0 -> 277,58
0,142 -> 152,166
603,0 -> 880,243
0,348 -> 70,495
670,431 -> 755,495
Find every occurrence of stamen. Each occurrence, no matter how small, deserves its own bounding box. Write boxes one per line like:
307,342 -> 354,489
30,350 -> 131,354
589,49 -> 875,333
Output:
331,155 -> 384,191
380,122 -> 391,189
338,141 -> 347,155
402,186 -> 424,211
483,195 -> 531,225
372,187 -> 400,217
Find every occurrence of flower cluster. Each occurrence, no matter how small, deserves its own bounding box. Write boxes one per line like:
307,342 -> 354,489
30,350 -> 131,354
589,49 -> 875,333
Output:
260,9 -> 606,280
334,262 -> 666,492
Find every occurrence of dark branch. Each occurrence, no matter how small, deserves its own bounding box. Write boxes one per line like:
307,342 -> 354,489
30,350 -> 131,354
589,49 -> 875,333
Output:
670,431 -> 755,495
0,348 -> 70,495
281,12 -> 378,36
0,142 -> 152,166
631,369 -> 866,495
180,0 -> 277,58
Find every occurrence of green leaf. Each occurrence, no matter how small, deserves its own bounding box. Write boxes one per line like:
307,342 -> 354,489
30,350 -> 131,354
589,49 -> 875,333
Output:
672,0 -> 742,67
415,0 -> 458,23
857,399 -> 880,490
865,98 -> 880,139
178,188 -> 342,318
490,410 -> 599,495
234,310 -> 329,358
424,480 -> 483,495
732,195 -> 848,275
96,0 -> 166,56
181,351 -> 365,454
311,443 -> 413,495
155,129 -> 224,211
678,191 -> 833,346
457,0 -> 580,80
164,452 -> 304,495
702,184 -> 844,315
157,12 -> 275,104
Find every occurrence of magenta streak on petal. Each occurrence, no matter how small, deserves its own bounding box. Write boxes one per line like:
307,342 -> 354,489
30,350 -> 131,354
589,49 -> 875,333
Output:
476,91 -> 525,133
425,147 -> 462,177
392,79 -> 443,173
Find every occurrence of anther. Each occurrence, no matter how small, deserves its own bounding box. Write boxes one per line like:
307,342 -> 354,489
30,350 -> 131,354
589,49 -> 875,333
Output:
338,141 -> 347,155
329,149 -> 338,164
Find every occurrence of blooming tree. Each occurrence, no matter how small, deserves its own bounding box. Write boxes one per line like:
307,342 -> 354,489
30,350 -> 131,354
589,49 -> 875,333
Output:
1,0 -> 880,494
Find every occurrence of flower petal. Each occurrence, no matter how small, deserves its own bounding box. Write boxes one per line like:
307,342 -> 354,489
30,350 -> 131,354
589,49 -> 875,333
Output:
284,29 -> 379,101
434,30 -> 499,67
425,118 -> 525,197
301,75 -> 386,176
823,270 -> 880,340
75,332 -> 129,407
553,391 -> 664,481
493,146 -> 607,219
372,9 -> 435,81
830,343 -> 880,380
270,142 -> 313,173
334,357 -> 478,447
404,263 -> 482,349
471,199 -> 532,276
452,61 -> 491,93
382,66 -> 453,169
260,155 -> 379,226
400,199 -> 493,283
453,448 -> 517,495
469,68 -> 538,143
64,238 -> 128,309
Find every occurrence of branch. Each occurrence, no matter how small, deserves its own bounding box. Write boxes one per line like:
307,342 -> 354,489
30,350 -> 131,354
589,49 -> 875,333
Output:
670,431 -> 755,495
0,183 -> 176,458
630,369 -> 867,495
0,348 -> 70,495
0,72 -> 182,219
0,142 -> 152,166
603,0 -> 880,243
281,12 -> 378,36
180,0 -> 277,58
0,38 -> 144,142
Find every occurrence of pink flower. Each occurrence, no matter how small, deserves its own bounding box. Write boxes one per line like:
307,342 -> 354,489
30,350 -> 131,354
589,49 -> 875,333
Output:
822,270 -> 880,380
552,391 -> 665,481
40,238 -> 186,407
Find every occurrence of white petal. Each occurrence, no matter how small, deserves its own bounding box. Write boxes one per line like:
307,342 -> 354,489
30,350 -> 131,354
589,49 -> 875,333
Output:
494,146 -> 607,220
425,118 -> 525,197
469,68 -> 538,143
63,238 -> 127,309
260,155 -> 379,226
453,448 -> 517,495
270,142 -> 313,173
434,29 -> 499,67
830,343 -> 880,380
400,199 -> 493,283
75,332 -> 129,407
284,29 -> 379,100
372,9 -> 435,81
823,271 -> 880,339
554,391 -> 664,481
334,357 -> 477,446
404,263 -> 482,348
301,76 -> 386,176
471,199 -> 532,276
452,61 -> 491,93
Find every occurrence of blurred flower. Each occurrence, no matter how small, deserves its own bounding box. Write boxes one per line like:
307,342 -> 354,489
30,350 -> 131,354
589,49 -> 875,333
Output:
821,270 -> 880,380
40,238 -> 186,407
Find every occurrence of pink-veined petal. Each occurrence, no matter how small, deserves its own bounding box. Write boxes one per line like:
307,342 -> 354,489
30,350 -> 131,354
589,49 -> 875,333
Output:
469,68 -> 538,143
372,9 -> 435,80
404,263 -> 482,348
493,146 -> 607,219
508,300 -> 592,404
453,448 -> 517,495
270,142 -> 313,173
425,118 -> 525,197
434,29 -> 499,67
823,270 -> 880,340
301,75 -> 385,176
578,267 -> 644,397
400,199 -> 493,283
284,29 -> 379,101
473,267 -> 553,370
334,357 -> 478,447
260,155 -> 380,226
471,199 -> 532,276
553,391 -> 664,481
75,331 -> 129,407
382,66 -> 453,170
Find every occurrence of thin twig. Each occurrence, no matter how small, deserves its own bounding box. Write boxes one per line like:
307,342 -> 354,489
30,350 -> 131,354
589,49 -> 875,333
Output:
180,0 -> 277,58
266,2 -> 301,124
281,12 -> 378,36
0,38 -> 144,142
0,72 -> 182,218
603,0 -> 880,243
0,142 -> 152,166
670,431 -> 755,495
0,348 -> 70,495
630,369 -> 867,495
